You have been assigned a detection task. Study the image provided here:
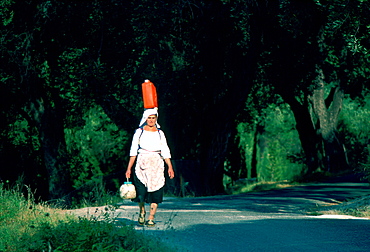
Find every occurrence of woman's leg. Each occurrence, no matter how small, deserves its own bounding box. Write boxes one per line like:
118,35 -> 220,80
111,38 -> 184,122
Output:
139,202 -> 145,215
148,203 -> 158,220
138,202 -> 146,225
133,170 -> 147,225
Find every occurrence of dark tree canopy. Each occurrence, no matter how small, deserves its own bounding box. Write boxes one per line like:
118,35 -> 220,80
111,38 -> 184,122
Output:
1,0 -> 369,201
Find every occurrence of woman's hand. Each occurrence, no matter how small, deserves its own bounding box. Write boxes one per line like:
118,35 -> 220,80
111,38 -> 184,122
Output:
125,156 -> 136,179
168,167 -> 175,179
164,158 -> 175,179
125,169 -> 131,179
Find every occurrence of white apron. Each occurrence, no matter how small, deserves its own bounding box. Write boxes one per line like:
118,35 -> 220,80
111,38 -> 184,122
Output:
135,151 -> 165,192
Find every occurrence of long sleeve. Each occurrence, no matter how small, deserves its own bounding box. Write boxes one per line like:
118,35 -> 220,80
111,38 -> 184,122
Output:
159,130 -> 171,159
129,129 -> 141,156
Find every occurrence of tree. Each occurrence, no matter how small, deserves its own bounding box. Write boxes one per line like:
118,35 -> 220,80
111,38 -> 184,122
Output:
3,0 -> 369,200
252,0 -> 370,175
310,0 -> 370,172
161,0 -> 261,195
0,1 -> 74,200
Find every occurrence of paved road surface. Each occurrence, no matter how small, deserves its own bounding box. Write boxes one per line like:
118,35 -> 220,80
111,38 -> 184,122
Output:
82,181 -> 370,252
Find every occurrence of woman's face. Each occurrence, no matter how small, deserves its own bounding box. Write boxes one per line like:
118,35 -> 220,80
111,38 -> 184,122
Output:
146,115 -> 157,127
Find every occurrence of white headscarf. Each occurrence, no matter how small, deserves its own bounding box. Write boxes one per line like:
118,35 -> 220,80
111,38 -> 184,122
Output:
139,108 -> 160,128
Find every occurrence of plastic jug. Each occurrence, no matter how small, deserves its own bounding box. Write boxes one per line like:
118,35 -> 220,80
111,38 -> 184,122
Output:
119,179 -> 136,199
141,79 -> 158,109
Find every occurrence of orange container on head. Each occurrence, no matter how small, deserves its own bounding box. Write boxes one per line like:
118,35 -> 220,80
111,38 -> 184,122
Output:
141,79 -> 158,109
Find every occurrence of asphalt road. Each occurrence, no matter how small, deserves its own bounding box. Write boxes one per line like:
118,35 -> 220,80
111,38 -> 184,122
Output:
112,180 -> 370,252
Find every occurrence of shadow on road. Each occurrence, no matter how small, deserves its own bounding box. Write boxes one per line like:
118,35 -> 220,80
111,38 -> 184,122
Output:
115,180 -> 370,252
156,182 -> 370,215
148,217 -> 370,252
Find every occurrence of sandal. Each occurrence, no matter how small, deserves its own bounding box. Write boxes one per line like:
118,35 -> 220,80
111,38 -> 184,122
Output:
145,219 -> 156,227
138,213 -> 145,225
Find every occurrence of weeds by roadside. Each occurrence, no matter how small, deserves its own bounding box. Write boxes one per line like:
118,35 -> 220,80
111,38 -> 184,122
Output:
225,179 -> 297,195
312,195 -> 370,218
0,182 -> 175,252
319,165 -> 370,218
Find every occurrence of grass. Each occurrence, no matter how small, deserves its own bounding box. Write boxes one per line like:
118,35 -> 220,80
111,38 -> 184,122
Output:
0,183 -> 176,252
225,179 -> 298,195
313,195 -> 370,218
74,187 -> 121,210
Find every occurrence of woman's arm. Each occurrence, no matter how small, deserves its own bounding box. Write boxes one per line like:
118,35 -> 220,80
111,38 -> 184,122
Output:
158,130 -> 174,179
129,129 -> 141,156
125,156 -> 137,178
164,158 -> 175,179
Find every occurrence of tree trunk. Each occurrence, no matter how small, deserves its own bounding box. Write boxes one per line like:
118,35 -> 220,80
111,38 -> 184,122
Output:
250,123 -> 262,179
200,122 -> 232,195
224,127 -> 247,181
28,92 -> 73,202
311,68 -> 348,172
292,100 -> 324,174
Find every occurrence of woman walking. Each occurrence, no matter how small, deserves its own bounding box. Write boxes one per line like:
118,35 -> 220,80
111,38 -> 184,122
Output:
125,108 -> 175,227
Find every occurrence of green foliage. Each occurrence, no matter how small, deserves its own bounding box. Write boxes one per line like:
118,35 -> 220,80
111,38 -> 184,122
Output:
55,48 -> 89,102
320,0 -> 370,90
26,217 -> 159,252
70,179 -> 120,209
7,115 -> 33,147
0,0 -> 14,26
359,160 -> 370,183
0,182 -> 174,252
235,102 -> 304,183
2,0 -> 370,198
339,94 -> 370,169
65,105 -> 129,190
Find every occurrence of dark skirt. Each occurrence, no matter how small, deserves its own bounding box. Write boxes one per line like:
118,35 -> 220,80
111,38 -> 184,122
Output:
132,172 -> 164,204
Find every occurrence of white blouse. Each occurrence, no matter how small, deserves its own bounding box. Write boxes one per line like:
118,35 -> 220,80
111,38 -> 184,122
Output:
129,128 -> 171,159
